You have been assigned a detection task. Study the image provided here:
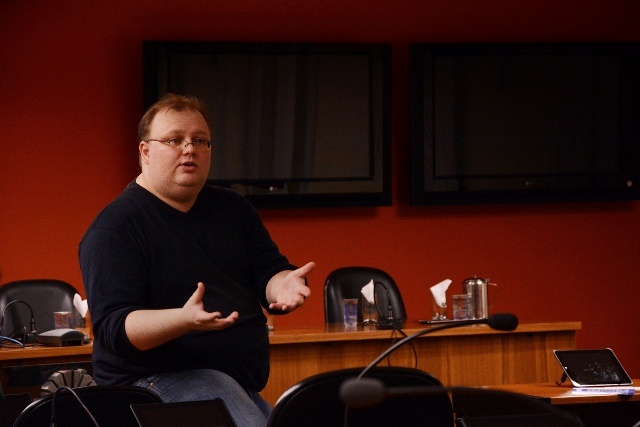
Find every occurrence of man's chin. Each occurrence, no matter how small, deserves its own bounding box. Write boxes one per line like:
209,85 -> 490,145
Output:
173,178 -> 206,195
176,174 -> 207,187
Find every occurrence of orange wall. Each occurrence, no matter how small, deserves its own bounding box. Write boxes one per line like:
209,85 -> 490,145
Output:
2,1 -> 639,378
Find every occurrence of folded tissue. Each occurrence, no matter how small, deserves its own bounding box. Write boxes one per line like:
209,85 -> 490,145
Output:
430,279 -> 451,308
430,279 -> 451,320
73,293 -> 88,319
360,279 -> 375,304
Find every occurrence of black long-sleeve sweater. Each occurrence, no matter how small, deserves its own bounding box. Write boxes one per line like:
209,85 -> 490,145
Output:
79,181 -> 295,391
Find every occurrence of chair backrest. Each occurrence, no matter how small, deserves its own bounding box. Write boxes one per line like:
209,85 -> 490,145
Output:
13,385 -> 163,427
267,366 -> 452,427
0,279 -> 78,336
451,387 -> 585,427
324,267 -> 407,323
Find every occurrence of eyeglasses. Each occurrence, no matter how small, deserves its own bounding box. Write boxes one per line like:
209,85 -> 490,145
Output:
147,137 -> 211,150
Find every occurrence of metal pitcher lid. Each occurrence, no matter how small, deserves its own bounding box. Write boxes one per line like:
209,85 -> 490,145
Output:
463,276 -> 489,284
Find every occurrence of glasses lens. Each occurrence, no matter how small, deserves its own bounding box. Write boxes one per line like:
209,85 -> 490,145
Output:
194,138 -> 211,149
152,138 -> 210,149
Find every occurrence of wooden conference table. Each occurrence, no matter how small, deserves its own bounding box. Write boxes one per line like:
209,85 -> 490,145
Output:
262,320 -> 580,405
1,321 -> 580,407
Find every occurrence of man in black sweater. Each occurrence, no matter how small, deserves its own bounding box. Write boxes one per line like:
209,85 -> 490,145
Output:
79,93 -> 315,427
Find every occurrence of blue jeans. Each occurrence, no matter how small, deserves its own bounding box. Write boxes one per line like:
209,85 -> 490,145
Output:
132,369 -> 271,427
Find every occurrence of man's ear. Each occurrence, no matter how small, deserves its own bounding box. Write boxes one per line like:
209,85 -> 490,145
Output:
139,141 -> 150,164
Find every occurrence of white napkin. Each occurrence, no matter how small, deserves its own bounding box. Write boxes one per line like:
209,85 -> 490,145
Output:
360,279 -> 375,304
73,293 -> 89,318
430,279 -> 451,307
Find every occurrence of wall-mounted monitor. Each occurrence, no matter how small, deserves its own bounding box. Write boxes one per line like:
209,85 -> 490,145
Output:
143,41 -> 391,208
410,42 -> 640,205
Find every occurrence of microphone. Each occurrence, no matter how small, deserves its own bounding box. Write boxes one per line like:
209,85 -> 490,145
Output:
373,281 -> 404,330
358,313 -> 518,379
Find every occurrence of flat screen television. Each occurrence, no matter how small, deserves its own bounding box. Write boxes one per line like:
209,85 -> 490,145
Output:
410,42 -> 640,205
143,41 -> 391,208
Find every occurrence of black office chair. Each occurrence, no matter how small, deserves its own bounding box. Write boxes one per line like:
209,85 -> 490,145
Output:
324,267 -> 407,324
0,279 -> 79,341
452,387 -> 585,427
13,385 -> 163,427
266,366 -> 452,427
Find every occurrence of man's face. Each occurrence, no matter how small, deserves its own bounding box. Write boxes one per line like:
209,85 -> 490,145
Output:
139,108 -> 211,205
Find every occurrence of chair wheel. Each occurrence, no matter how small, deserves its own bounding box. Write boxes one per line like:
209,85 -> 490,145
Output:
40,369 -> 96,396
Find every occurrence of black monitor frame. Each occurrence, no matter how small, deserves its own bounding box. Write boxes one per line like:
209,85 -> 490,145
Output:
143,41 -> 392,209
410,41 -> 640,206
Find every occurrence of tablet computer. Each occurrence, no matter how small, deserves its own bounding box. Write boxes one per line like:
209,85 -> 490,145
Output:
130,398 -> 237,427
553,348 -> 633,387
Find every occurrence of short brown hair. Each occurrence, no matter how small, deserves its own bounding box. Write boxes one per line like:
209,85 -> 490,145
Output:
138,93 -> 210,141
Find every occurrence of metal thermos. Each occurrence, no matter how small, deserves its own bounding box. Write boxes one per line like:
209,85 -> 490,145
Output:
463,277 -> 491,319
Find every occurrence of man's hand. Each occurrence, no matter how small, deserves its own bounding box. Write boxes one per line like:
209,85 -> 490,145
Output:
125,282 -> 238,350
184,282 -> 239,330
267,261 -> 316,312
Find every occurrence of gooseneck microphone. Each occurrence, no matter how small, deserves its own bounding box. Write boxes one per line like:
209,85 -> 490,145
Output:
358,313 -> 518,380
